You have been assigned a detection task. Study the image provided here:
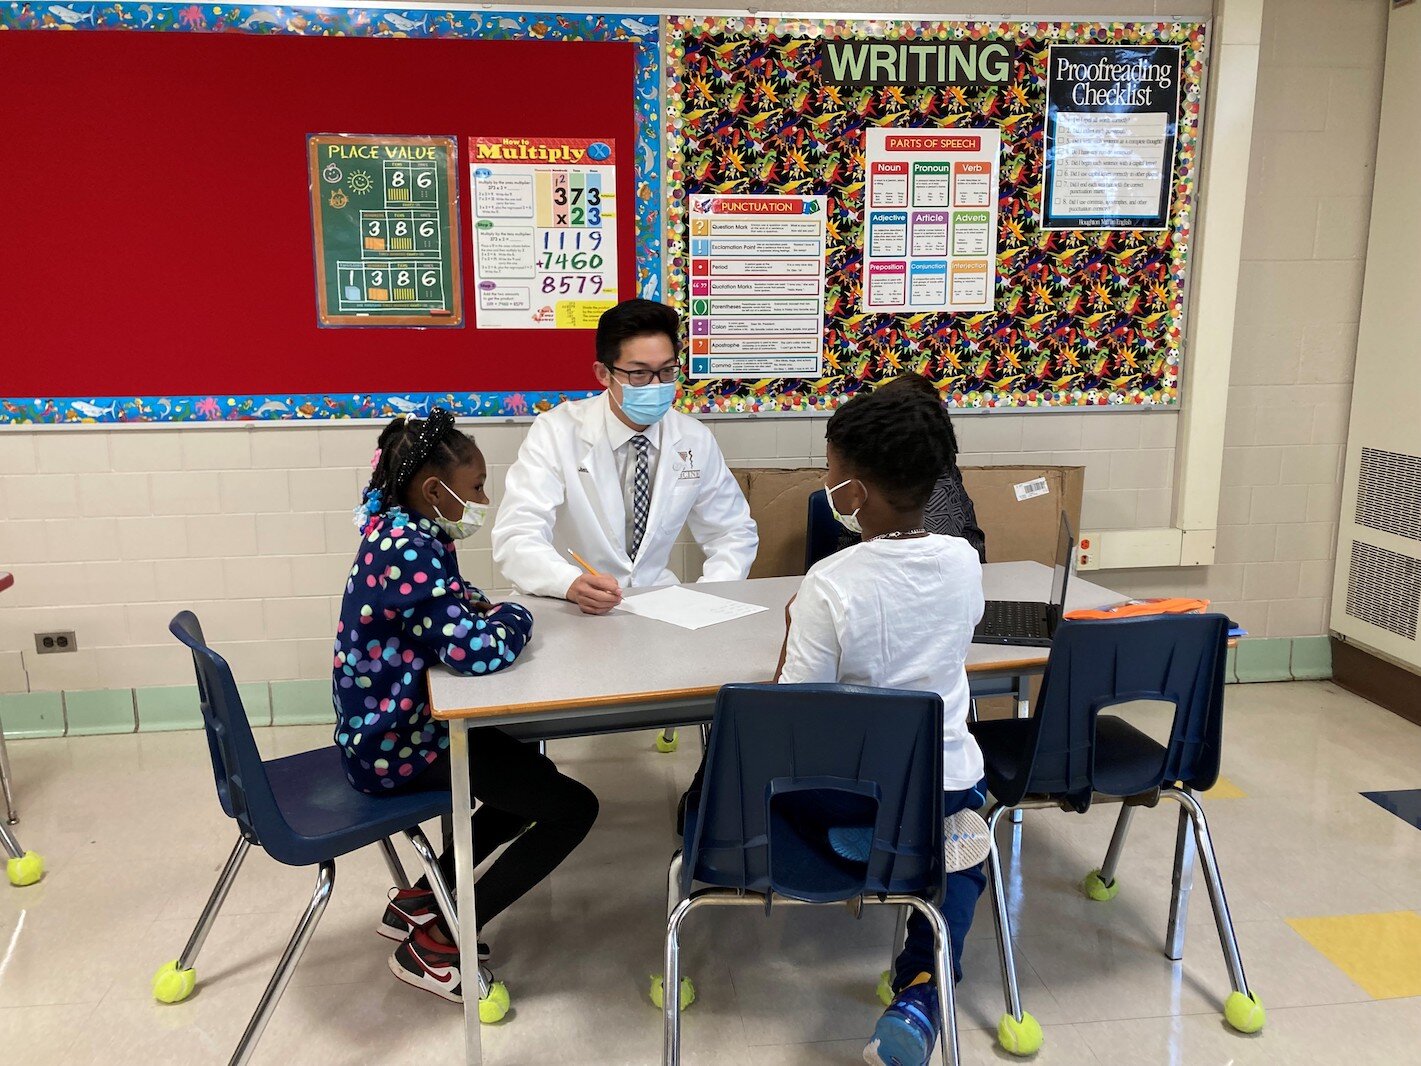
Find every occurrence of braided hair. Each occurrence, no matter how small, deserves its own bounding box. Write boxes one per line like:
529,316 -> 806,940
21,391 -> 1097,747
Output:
825,375 -> 959,511
355,408 -> 479,530
876,373 -> 961,468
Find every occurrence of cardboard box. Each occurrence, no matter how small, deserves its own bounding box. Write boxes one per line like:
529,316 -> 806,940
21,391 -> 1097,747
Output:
960,465 -> 1084,566
732,463 -> 1083,575
733,466 -> 827,578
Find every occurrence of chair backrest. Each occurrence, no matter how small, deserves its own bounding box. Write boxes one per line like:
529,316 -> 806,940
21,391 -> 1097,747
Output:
686,683 -> 944,903
170,611 -> 285,846
804,487 -> 844,571
991,614 -> 1230,806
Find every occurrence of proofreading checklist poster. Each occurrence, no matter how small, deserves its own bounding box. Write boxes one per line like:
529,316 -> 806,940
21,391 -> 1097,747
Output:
862,128 -> 1001,314
1042,45 -> 1182,230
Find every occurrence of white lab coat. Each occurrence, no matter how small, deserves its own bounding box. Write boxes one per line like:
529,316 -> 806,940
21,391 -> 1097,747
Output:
492,393 -> 758,598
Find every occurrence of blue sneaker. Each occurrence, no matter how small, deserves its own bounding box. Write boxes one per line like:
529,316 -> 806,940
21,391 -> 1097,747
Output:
863,981 -> 939,1066
828,826 -> 873,863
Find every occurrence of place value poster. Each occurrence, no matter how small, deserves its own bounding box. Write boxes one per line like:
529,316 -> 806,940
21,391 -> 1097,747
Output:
308,134 -> 463,327
862,128 -> 1001,314
468,136 -> 619,329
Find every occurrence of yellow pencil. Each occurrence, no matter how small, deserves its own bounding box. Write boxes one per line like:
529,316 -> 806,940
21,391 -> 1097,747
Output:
567,549 -> 601,576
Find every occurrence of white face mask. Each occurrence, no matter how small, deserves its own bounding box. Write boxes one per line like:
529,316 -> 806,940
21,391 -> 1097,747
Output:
434,480 -> 489,540
824,478 -> 864,535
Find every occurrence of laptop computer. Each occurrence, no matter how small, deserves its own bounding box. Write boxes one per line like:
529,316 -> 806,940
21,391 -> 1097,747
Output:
973,514 -> 1074,647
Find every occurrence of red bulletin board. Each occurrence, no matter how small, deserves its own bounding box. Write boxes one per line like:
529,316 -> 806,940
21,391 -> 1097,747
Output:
0,30 -> 637,399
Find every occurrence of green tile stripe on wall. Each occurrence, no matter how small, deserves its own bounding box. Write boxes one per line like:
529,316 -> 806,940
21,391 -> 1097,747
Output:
66,689 -> 136,736
1290,635 -> 1333,681
0,691 -> 64,739
135,685 -> 204,732
0,638 -> 1334,740
271,679 -> 334,726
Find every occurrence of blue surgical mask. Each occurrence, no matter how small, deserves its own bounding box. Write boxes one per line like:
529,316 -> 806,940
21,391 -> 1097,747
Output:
825,478 -> 865,535
617,381 -> 677,426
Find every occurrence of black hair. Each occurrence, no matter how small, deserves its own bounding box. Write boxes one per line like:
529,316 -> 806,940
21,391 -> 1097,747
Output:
359,407 -> 480,521
825,377 -> 958,511
595,298 -> 680,368
876,372 -> 961,467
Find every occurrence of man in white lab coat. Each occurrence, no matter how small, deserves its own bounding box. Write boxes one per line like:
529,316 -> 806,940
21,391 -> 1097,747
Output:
492,299 -> 758,614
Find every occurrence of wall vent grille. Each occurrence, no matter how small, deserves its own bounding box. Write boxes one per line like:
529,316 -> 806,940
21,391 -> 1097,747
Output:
1345,541 -> 1421,640
1357,447 -> 1421,541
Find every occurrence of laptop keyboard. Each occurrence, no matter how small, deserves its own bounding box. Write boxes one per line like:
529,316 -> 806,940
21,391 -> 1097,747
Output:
978,600 -> 1044,636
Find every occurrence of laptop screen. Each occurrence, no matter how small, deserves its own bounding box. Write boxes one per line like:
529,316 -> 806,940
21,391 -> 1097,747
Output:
1050,513 -> 1074,607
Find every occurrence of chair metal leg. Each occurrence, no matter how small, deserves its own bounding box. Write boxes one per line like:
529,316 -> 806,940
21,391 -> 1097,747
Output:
667,849 -> 683,920
1165,804 -> 1195,960
0,727 -> 18,825
984,805 -> 1026,1023
663,895 -> 695,1066
903,896 -> 960,1066
0,819 -> 23,861
1098,804 -> 1137,888
538,740 -> 547,757
1162,787 -> 1252,998
698,724 -> 710,753
378,837 -> 410,890
405,828 -> 457,936
178,836 -> 252,971
229,861 -> 335,1066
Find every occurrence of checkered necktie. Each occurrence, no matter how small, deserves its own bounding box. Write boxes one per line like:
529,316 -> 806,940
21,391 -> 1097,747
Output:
629,434 -> 651,560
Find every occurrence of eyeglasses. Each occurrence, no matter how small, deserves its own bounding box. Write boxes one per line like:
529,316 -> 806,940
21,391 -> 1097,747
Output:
608,364 -> 681,387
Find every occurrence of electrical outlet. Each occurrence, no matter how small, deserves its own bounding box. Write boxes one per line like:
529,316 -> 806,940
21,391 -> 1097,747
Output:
34,631 -> 78,654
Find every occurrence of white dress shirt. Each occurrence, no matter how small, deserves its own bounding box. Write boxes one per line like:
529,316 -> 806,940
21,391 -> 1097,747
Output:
605,401 -> 661,551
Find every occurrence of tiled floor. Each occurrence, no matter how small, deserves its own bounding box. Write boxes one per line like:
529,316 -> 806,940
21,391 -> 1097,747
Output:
2,680 -> 1420,1064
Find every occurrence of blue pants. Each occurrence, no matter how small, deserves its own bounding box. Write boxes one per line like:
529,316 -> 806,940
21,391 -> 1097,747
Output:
892,779 -> 989,992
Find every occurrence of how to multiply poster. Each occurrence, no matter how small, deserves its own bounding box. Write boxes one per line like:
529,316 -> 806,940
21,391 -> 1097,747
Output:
862,129 -> 1001,314
688,194 -> 828,380
308,134 -> 463,327
1042,45 -> 1182,230
468,136 -> 618,329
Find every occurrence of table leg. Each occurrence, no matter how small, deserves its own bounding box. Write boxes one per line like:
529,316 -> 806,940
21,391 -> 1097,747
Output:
1011,675 -> 1028,826
448,718 -> 482,1065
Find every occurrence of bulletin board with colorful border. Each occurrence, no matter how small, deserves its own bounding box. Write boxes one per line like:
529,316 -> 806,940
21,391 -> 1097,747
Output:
666,15 -> 1208,415
0,4 -> 661,425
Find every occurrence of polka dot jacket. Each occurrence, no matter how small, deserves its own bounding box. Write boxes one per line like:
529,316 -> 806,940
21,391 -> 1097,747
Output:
333,507 -> 534,793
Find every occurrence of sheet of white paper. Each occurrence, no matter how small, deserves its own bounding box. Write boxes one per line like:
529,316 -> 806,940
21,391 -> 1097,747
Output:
616,586 -> 769,631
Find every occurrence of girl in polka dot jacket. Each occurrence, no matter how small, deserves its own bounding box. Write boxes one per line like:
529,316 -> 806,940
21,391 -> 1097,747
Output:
336,408 -> 598,1005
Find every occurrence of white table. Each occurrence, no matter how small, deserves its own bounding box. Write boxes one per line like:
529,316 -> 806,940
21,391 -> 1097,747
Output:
429,562 -> 1122,1063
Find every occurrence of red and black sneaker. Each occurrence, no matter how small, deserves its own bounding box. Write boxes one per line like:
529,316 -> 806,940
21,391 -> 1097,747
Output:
378,887 -> 491,960
389,925 -> 463,1004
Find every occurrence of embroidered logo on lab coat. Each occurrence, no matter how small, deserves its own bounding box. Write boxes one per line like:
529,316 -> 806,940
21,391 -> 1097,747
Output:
675,449 -> 701,481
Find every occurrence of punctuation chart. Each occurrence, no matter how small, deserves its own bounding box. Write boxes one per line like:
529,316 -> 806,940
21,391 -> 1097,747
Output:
687,195 -> 828,379
467,136 -> 618,329
862,129 -> 1001,314
307,134 -> 463,327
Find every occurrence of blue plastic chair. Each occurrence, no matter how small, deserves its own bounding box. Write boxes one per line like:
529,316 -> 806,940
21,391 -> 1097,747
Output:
968,615 -> 1264,1054
155,612 -> 464,1066
662,683 -> 960,1066
803,485 -> 842,571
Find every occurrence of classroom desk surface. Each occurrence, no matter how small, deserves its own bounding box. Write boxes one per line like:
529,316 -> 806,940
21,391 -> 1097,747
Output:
430,561 -> 1121,721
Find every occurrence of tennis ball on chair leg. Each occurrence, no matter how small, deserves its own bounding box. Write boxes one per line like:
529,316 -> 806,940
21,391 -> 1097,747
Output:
479,980 -> 511,1024
152,960 -> 197,1004
6,850 -> 43,887
875,969 -> 894,1007
1224,991 -> 1265,1033
998,1011 -> 1044,1055
649,975 -> 696,1010
1082,869 -> 1120,901
655,731 -> 679,753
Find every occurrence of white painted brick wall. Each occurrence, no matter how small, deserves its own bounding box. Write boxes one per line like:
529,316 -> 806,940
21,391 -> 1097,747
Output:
0,0 -> 1387,689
